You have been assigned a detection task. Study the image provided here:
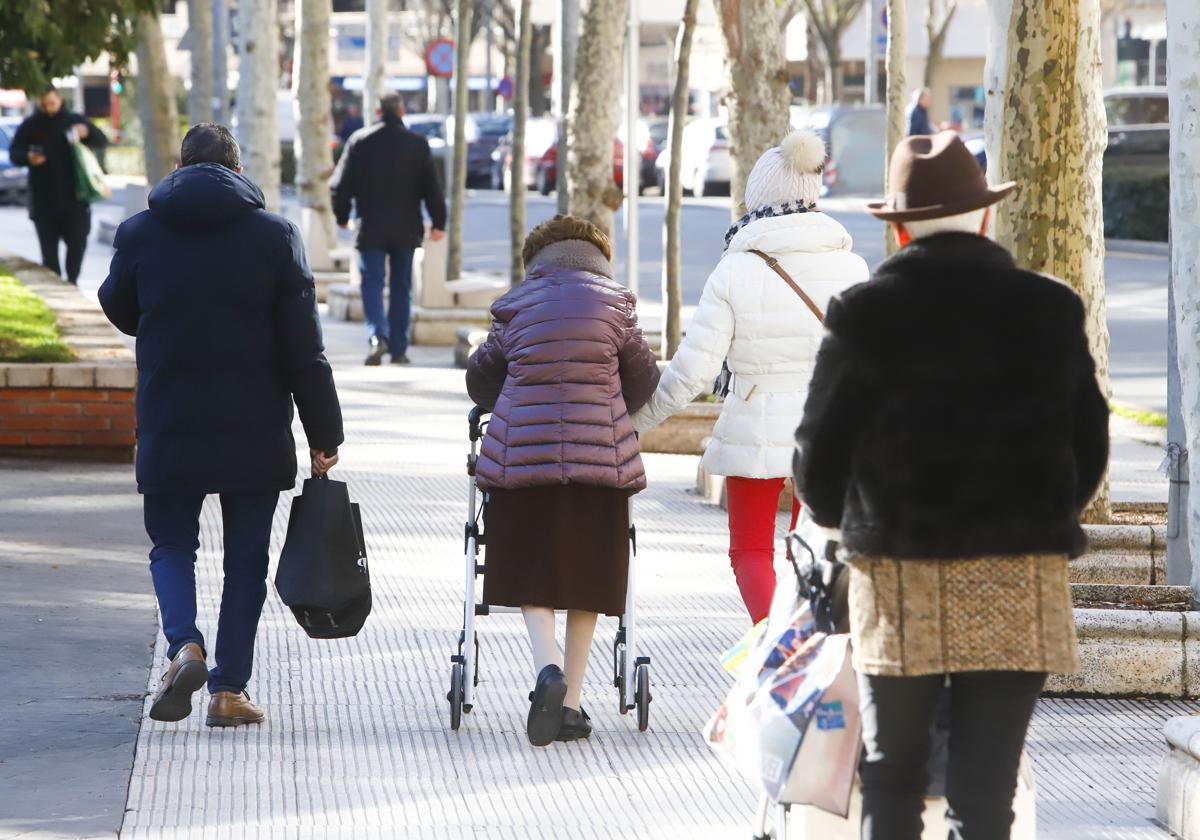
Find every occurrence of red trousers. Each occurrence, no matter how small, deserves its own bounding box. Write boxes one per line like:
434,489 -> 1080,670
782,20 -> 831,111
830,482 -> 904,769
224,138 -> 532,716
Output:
726,476 -> 801,624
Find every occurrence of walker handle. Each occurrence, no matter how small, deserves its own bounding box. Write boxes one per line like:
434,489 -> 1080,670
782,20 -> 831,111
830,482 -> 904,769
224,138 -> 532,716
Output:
468,406 -> 490,442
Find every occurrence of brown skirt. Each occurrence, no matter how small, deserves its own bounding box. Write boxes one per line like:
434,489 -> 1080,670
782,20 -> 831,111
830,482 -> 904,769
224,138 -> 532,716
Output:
483,484 -> 630,616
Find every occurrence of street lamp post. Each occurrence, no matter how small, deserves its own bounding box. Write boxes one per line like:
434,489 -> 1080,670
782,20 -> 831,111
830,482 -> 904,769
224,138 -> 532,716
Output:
624,0 -> 639,296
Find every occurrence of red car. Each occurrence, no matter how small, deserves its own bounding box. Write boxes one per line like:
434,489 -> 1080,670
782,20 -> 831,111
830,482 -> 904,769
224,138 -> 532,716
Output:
490,117 -> 628,194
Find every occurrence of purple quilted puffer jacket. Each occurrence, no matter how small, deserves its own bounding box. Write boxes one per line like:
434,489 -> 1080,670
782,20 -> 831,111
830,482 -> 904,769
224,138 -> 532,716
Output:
465,264 -> 660,492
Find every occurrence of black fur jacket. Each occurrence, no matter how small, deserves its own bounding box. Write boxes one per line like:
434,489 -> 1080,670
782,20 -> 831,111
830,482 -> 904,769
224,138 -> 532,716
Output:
793,232 -> 1110,559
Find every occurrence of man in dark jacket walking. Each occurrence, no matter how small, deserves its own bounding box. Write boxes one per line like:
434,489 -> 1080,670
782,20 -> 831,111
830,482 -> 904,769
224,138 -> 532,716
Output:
794,132 -> 1110,839
99,124 -> 344,729
9,87 -> 108,284
906,87 -> 934,137
331,92 -> 447,365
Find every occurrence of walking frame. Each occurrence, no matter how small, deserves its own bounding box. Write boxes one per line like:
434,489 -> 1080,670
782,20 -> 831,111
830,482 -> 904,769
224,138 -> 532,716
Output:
446,406 -> 652,732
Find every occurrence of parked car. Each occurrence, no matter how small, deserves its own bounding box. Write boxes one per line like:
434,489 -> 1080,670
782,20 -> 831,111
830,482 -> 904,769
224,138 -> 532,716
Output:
1104,87 -> 1168,169
621,117 -> 667,194
965,89 -> 1168,177
405,113 -> 449,166
491,118 -> 624,194
0,117 -> 29,205
806,105 -> 886,197
653,118 -> 731,197
466,113 -> 511,187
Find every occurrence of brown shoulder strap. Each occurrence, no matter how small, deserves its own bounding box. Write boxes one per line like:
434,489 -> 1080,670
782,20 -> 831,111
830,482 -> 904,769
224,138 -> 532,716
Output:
748,249 -> 825,324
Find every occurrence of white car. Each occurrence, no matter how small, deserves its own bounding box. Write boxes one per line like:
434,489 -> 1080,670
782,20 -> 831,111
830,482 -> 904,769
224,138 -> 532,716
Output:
654,118 -> 731,197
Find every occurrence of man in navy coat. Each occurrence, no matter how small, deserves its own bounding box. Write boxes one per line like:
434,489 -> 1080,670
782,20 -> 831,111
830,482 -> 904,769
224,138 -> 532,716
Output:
99,124 -> 344,728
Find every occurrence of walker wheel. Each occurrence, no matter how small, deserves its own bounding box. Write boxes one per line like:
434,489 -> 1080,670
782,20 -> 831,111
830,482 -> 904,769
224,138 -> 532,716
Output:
635,663 -> 651,732
448,662 -> 464,731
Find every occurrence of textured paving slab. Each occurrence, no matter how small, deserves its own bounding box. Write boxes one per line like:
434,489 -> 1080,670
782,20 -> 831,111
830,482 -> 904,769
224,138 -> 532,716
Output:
121,319 -> 1177,839
0,458 -> 154,840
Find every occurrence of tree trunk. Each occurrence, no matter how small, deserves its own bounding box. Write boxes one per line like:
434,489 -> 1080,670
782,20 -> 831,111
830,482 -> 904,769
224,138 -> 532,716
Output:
509,0 -> 532,286
528,26 -> 551,116
826,39 -> 843,104
714,0 -> 792,219
213,0 -> 231,124
662,0 -> 699,359
985,0 -> 1111,521
807,19 -> 825,104
923,0 -> 956,96
566,0 -> 628,236
1167,0 -> 1200,592
555,0 -> 580,214
363,0 -> 387,128
235,0 -> 281,210
447,0 -> 473,281
135,12 -> 181,186
294,0 -> 337,271
187,0 -> 213,126
884,0 -> 907,255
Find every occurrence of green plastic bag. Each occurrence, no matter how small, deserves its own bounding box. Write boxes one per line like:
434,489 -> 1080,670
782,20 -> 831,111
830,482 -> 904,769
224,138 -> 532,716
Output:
73,142 -> 110,203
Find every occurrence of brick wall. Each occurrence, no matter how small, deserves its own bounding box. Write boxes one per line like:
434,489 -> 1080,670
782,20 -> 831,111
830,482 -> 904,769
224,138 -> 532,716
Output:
0,253 -> 138,461
0,387 -> 136,459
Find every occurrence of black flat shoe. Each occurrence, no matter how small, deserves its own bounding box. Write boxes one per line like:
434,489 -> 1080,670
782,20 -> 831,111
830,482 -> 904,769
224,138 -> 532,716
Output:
390,353 -> 411,365
364,336 -> 388,366
526,664 -> 567,747
557,706 -> 592,742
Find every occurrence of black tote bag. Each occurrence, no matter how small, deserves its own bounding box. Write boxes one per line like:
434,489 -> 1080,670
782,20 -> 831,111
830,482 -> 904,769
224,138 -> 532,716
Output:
275,477 -> 372,639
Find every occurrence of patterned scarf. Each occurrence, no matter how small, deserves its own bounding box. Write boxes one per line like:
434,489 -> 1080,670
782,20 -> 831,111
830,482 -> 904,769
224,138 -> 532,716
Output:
724,200 -> 818,251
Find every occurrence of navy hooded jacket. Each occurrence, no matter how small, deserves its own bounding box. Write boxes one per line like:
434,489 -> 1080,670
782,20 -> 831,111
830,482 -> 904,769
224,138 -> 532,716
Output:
99,163 -> 344,494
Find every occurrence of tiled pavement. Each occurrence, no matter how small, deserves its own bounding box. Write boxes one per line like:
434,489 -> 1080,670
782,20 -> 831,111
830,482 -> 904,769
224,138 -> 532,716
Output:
121,318 -> 1185,839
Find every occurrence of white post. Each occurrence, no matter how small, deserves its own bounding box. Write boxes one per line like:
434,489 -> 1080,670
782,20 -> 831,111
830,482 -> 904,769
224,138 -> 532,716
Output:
363,0 -> 387,127
1168,0 -> 1200,599
865,0 -> 879,105
624,0 -> 640,296
556,0 -> 580,215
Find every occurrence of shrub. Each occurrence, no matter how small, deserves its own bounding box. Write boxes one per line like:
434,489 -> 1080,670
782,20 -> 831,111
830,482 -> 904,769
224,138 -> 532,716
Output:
1102,164 -> 1168,242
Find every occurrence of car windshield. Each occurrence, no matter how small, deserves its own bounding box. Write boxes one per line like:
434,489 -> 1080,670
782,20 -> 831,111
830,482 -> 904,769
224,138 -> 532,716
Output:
715,125 -> 728,141
407,120 -> 444,138
648,122 -> 669,145
829,110 -> 885,193
475,116 -> 511,137
0,127 -> 10,152
1105,96 -> 1168,126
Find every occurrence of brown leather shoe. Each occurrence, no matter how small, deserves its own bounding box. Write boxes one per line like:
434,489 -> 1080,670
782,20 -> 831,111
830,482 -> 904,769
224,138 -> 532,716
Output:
206,691 -> 265,727
148,643 -> 208,722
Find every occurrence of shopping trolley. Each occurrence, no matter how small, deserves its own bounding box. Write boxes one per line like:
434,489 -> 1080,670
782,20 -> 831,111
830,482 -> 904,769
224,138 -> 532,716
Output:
446,406 -> 652,732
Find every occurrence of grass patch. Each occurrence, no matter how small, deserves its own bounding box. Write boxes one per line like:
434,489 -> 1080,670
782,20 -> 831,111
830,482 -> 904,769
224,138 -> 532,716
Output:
0,267 -> 76,363
1110,402 -> 1168,428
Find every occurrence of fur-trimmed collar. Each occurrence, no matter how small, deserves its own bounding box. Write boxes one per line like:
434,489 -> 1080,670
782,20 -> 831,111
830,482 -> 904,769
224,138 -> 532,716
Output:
526,239 -> 614,279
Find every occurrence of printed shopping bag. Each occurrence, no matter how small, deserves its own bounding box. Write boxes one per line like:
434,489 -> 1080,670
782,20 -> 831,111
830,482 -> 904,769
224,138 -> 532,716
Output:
771,636 -> 860,815
705,597 -> 859,816
72,142 -> 110,202
275,477 -> 371,638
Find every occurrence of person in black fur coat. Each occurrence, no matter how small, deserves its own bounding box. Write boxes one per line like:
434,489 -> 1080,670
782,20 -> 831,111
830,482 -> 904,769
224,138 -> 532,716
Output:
793,131 -> 1109,840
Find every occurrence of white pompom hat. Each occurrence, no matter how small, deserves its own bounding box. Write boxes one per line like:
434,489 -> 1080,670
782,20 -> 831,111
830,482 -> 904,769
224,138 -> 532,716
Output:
742,128 -> 827,213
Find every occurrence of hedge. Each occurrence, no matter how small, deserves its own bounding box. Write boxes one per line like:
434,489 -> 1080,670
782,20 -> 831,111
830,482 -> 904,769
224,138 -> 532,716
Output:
1103,164 -> 1168,242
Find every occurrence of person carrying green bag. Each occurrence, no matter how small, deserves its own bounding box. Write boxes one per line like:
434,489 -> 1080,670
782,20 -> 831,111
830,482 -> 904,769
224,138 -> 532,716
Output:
9,87 -> 108,284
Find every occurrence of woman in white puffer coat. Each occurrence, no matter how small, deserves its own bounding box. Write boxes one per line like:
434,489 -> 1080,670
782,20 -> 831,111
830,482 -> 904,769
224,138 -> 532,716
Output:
632,129 -> 868,624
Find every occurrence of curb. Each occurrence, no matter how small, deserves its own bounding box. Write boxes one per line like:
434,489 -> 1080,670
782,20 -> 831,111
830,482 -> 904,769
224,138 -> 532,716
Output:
1106,238 -> 1169,256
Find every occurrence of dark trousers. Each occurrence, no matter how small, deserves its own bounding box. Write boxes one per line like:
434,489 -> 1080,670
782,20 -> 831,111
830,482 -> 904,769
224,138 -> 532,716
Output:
33,205 -> 91,284
143,492 -> 279,694
358,246 -> 415,355
858,670 -> 1046,840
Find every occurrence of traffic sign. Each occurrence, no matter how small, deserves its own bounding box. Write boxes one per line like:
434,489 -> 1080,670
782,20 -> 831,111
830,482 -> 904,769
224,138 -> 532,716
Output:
496,76 -> 514,100
425,38 -> 456,79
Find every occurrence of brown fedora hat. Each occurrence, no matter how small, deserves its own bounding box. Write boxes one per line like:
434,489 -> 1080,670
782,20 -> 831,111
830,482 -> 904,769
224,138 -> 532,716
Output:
866,130 -> 1017,222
